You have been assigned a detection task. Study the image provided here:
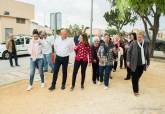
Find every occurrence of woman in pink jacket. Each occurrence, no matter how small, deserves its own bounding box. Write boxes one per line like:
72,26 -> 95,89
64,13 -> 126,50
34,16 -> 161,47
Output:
26,29 -> 44,91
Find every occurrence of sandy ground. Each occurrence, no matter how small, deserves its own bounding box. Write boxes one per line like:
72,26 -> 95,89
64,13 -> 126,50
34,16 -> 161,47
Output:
0,60 -> 165,114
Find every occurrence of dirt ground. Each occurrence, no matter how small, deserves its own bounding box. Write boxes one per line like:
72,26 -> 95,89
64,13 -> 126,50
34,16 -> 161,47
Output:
0,60 -> 165,114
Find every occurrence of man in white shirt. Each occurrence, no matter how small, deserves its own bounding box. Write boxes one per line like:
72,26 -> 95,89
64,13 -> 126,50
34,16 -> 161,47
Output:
41,32 -> 54,73
49,29 -> 75,90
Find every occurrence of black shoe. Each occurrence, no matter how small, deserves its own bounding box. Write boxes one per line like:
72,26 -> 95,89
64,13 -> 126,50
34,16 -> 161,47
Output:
51,70 -> 53,73
110,76 -> 113,79
81,85 -> 84,89
16,64 -> 20,67
49,86 -> 55,91
61,85 -> 65,90
11,65 -> 14,67
124,77 -> 130,80
44,70 -> 48,72
93,81 -> 96,84
70,86 -> 74,91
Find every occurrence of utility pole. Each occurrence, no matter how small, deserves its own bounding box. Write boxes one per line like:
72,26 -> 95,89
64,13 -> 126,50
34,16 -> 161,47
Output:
90,0 -> 93,45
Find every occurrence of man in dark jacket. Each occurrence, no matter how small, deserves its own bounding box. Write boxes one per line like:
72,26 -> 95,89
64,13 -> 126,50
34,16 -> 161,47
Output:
6,33 -> 19,67
73,31 -> 81,46
127,31 -> 150,96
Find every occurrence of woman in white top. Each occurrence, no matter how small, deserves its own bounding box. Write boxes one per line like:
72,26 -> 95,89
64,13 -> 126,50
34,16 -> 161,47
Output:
26,29 -> 44,91
119,46 -> 124,69
40,31 -> 54,73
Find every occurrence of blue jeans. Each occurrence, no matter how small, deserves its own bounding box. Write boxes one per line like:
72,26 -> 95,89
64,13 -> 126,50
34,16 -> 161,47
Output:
99,65 -> 112,87
43,53 -> 54,71
29,58 -> 44,86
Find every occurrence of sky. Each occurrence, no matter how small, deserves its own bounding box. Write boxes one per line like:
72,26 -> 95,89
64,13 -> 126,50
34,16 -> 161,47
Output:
17,0 -> 165,32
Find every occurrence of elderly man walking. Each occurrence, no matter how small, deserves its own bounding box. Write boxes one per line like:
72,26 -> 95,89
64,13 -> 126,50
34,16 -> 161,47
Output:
127,31 -> 150,96
49,29 -> 75,91
6,33 -> 19,67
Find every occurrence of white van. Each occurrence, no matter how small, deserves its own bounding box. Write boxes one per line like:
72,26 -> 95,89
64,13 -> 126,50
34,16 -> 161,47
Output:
0,35 -> 31,59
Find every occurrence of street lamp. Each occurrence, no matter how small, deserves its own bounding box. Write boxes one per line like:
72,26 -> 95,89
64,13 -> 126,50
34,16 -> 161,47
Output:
90,0 -> 93,44
50,12 -> 62,39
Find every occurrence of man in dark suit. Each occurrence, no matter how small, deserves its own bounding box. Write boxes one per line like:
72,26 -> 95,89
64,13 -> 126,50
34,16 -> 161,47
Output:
127,31 -> 150,96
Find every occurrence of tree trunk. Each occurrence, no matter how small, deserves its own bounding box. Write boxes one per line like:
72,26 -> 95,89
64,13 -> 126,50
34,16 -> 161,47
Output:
141,17 -> 151,41
150,30 -> 156,57
150,13 -> 160,57
140,11 -> 160,57
116,27 -> 120,34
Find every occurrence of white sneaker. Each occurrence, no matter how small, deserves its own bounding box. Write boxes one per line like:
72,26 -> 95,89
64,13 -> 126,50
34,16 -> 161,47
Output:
26,85 -> 32,91
41,83 -> 45,88
104,86 -> 108,90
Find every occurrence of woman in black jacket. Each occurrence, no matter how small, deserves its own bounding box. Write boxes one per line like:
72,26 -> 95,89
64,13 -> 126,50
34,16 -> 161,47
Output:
91,37 -> 100,84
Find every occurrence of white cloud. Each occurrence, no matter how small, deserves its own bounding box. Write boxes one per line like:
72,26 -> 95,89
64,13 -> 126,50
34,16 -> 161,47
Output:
17,0 -> 110,29
16,0 -> 165,31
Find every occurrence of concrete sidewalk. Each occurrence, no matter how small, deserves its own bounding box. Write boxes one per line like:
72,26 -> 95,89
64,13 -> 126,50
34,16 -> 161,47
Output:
0,53 -> 75,86
0,60 -> 165,114
0,57 -> 41,86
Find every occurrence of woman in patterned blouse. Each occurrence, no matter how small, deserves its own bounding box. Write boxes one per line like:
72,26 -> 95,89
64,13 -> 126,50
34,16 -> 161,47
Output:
70,33 -> 92,91
97,34 -> 114,90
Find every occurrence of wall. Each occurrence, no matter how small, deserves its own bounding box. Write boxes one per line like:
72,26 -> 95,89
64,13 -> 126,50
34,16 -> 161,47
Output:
0,0 -> 34,20
0,0 -> 34,42
0,16 -> 31,42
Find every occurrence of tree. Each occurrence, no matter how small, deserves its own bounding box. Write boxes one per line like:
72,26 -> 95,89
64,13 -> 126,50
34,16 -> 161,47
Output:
66,24 -> 81,37
66,24 -> 88,37
108,0 -> 165,57
105,28 -> 118,36
104,8 -> 137,33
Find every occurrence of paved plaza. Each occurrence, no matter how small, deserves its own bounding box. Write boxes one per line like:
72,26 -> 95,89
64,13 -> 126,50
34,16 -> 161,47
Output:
0,59 -> 165,114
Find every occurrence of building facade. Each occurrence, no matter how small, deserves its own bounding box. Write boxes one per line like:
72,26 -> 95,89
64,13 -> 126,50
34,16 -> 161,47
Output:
31,22 -> 53,35
0,0 -> 34,43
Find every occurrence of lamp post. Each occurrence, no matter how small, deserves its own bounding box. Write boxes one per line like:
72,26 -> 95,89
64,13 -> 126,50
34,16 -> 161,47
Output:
90,0 -> 93,45
50,12 -> 62,39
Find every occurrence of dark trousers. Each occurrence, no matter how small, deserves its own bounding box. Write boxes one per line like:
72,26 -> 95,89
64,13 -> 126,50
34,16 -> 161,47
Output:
9,52 -> 18,66
51,55 -> 69,87
132,65 -> 144,93
123,53 -> 127,68
113,61 -> 118,71
120,55 -> 124,68
126,67 -> 132,79
99,65 -> 111,86
72,60 -> 88,87
92,62 -> 99,82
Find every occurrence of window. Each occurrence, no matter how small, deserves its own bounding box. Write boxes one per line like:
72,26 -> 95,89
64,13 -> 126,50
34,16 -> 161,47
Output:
4,11 -> 10,15
5,28 -> 13,41
25,37 -> 30,44
16,18 -> 26,24
15,38 -> 24,45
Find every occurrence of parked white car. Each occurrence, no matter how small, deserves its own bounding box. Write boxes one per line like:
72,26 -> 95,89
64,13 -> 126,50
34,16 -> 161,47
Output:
0,35 -> 32,59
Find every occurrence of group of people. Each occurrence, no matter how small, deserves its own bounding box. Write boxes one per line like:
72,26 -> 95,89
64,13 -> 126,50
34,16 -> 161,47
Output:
9,28 -> 149,96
